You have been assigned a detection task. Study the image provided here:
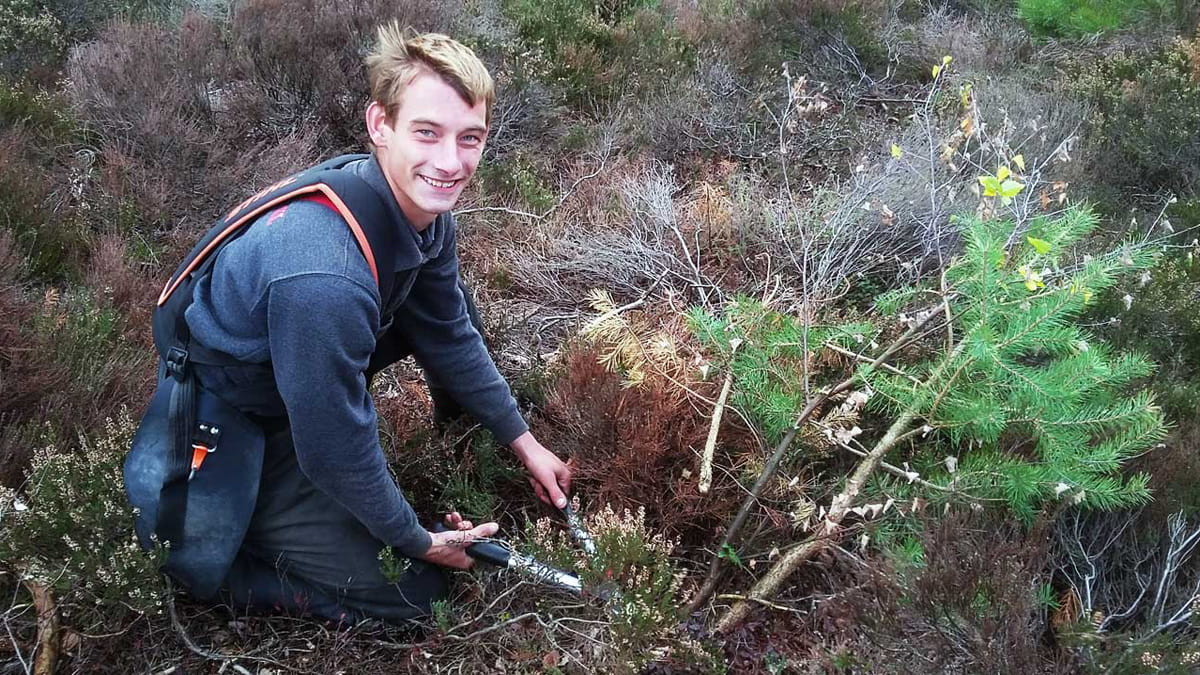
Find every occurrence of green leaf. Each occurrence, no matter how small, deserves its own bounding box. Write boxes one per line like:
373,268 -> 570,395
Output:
890,143 -> 903,159
979,176 -> 1001,197
999,179 -> 1025,198
1027,236 -> 1051,255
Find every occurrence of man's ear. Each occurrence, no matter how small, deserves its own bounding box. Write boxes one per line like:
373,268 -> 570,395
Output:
365,101 -> 392,148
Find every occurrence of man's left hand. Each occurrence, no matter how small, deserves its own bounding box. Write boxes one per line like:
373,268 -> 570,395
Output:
510,432 -> 572,509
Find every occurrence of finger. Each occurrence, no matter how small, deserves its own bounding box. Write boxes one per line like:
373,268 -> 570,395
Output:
474,521 -> 500,538
546,481 -> 568,509
459,519 -> 473,531
558,466 -> 572,499
444,512 -> 462,527
529,477 -> 549,505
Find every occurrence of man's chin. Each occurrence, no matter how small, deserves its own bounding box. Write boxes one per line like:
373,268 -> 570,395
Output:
418,195 -> 462,216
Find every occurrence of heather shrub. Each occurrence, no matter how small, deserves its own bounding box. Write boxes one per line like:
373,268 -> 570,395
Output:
32,286 -> 149,408
0,411 -> 167,631
1,0 -> 181,79
683,0 -> 891,81
1088,251 -> 1200,418
522,503 -> 688,671
502,0 -> 695,108
1074,36 -> 1200,201
65,1 -> 460,230
0,0 -> 66,75
822,512 -> 1064,673
0,129 -> 76,280
0,280 -> 151,483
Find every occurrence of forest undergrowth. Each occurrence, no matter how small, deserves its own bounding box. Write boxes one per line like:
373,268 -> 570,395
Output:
2,0 -> 1200,673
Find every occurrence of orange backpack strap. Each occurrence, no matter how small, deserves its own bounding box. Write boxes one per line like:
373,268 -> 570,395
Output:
147,155 -> 400,553
151,154 -> 399,370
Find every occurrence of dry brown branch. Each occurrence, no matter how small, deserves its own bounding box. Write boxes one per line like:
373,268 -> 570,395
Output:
27,581 -> 57,675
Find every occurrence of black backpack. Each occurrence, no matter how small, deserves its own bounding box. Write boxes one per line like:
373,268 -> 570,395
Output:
127,154 -> 405,597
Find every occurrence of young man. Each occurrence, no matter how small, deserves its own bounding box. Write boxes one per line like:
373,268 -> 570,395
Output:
155,27 -> 570,622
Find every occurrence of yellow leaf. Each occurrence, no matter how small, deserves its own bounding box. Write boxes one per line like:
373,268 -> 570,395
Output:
1013,154 -> 1025,171
1027,236 -> 1051,254
942,55 -> 953,66
1018,265 -> 1044,292
960,116 -> 975,137
932,64 -> 941,78
890,144 -> 903,159
997,165 -> 1011,181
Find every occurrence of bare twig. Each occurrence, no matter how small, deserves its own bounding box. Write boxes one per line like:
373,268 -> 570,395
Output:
822,341 -> 921,385
166,591 -> 295,672
699,340 -> 740,494
715,594 -> 804,614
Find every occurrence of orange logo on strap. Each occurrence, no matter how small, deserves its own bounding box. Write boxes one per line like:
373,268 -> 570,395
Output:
224,175 -> 299,222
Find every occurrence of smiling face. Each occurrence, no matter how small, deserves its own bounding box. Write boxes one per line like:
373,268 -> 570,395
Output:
366,71 -> 489,230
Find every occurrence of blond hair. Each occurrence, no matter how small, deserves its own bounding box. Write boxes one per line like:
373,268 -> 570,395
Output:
365,24 -> 495,125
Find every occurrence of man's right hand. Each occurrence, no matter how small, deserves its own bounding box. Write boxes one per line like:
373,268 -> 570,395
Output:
419,512 -> 500,570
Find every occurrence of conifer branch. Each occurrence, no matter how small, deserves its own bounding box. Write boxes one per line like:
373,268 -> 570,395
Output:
716,336 -> 973,630
708,208 -> 1166,632
685,305 -> 945,614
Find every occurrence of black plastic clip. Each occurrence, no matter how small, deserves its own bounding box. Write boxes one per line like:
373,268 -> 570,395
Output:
165,347 -> 190,380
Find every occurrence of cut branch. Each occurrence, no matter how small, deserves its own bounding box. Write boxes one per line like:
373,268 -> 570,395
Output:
714,334 -> 968,631
699,340 -> 740,494
715,410 -> 917,632
27,581 -> 58,675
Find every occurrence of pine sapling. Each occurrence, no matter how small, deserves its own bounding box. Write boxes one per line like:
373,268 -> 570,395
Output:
714,207 -> 1166,631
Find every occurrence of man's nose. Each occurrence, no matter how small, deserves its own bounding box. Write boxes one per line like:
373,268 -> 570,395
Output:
432,139 -> 463,175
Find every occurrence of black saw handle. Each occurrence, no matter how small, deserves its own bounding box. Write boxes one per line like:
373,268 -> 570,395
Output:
431,521 -> 511,567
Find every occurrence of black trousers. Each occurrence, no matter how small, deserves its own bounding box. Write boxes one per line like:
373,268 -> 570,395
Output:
217,281 -> 486,624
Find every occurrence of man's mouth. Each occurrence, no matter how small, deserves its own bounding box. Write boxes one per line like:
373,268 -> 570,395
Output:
420,175 -> 459,190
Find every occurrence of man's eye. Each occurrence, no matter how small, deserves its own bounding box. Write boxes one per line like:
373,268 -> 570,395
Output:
461,135 -> 482,145
416,129 -> 436,138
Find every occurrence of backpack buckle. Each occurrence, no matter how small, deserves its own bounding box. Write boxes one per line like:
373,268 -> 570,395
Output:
165,347 -> 190,379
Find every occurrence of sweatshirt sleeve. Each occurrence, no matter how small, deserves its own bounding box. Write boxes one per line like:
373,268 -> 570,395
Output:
265,272 -> 433,557
393,226 -> 529,445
